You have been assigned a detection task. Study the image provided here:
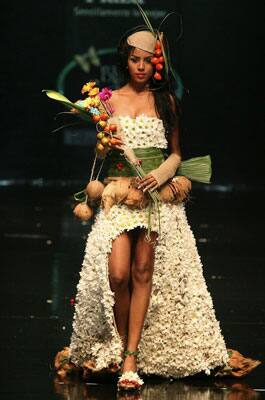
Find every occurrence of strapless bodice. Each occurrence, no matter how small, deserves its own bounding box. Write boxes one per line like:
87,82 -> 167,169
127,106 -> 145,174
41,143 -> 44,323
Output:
116,114 -> 168,149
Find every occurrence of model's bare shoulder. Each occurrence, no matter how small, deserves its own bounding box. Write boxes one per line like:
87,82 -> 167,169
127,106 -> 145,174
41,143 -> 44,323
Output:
113,85 -> 129,95
110,88 -> 125,108
111,89 -> 120,99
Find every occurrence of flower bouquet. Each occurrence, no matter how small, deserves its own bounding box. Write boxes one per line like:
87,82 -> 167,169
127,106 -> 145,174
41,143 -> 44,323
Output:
43,81 -> 118,158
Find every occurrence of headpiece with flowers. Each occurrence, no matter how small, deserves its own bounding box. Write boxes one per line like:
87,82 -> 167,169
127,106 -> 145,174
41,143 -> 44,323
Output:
124,1 -> 183,84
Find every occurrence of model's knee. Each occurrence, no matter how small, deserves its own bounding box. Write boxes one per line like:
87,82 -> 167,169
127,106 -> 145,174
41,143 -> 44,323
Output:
109,271 -> 129,291
133,262 -> 153,285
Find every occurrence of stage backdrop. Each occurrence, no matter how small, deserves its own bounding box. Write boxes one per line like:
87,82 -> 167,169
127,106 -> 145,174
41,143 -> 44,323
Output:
1,0 -> 264,186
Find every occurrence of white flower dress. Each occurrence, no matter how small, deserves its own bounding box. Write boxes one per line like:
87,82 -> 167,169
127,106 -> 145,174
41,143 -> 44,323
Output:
69,115 -> 230,377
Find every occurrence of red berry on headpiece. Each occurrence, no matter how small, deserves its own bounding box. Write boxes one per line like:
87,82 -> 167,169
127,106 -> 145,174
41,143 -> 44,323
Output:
154,49 -> 162,57
151,57 -> 159,65
155,40 -> 161,49
156,63 -> 163,71
159,56 -> 165,63
154,72 -> 162,80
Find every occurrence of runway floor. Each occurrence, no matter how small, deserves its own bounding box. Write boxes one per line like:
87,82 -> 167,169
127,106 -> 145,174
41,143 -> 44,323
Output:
1,186 -> 264,400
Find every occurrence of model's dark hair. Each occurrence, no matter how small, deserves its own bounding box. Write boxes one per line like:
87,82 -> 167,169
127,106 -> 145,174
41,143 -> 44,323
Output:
117,25 -> 181,140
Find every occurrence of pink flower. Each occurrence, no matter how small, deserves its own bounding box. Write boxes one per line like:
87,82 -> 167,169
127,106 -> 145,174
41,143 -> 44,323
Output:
99,87 -> 112,101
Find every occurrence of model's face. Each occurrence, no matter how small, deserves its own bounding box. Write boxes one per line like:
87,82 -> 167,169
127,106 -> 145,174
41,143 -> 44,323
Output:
127,47 -> 153,84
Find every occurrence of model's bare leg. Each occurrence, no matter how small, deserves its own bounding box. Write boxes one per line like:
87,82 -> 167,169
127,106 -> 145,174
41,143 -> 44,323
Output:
122,228 -> 158,373
108,231 -> 133,351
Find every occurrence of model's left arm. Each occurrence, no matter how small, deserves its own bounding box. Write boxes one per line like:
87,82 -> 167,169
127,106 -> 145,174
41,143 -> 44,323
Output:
149,124 -> 181,188
138,97 -> 181,192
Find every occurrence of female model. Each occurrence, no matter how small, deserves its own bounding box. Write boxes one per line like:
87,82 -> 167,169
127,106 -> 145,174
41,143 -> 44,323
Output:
106,29 -> 182,389
58,25 -> 260,392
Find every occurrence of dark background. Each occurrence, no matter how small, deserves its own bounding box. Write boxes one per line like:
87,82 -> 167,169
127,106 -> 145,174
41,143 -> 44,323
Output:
1,3 -> 265,397
1,0 -> 264,186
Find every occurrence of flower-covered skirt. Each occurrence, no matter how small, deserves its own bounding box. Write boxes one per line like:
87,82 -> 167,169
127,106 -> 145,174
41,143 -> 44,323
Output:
69,201 -> 230,377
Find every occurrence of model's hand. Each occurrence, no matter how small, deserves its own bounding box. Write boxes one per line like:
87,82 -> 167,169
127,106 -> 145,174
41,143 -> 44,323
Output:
108,135 -> 124,151
137,173 -> 159,192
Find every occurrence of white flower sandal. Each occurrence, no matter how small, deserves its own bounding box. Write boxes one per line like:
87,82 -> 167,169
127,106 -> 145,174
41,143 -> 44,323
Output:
117,350 -> 144,392
118,370 -> 144,391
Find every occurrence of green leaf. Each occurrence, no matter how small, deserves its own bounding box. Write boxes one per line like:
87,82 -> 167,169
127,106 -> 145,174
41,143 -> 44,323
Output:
158,32 -> 169,76
134,0 -> 155,36
73,190 -> 87,202
42,89 -> 72,104
42,89 -> 91,122
51,121 -> 83,134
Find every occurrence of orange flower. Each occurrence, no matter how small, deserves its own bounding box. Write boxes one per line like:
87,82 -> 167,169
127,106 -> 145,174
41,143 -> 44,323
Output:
81,81 -> 96,94
89,87 -> 100,96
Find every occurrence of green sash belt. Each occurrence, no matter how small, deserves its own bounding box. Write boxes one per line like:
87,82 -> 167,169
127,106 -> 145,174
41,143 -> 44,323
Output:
106,147 -> 165,177
105,147 -> 212,184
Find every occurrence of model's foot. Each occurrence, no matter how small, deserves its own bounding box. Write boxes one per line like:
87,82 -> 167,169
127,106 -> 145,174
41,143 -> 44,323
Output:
122,354 -> 137,373
118,350 -> 143,391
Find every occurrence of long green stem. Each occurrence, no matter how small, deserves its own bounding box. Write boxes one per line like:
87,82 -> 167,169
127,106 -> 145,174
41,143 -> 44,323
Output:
73,189 -> 86,202
147,202 -> 152,240
127,160 -> 162,236
134,164 -> 161,203
96,158 -> 105,180
89,153 -> 97,182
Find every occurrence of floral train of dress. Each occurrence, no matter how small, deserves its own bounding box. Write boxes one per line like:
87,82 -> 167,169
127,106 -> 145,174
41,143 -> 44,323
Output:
57,116 -> 261,379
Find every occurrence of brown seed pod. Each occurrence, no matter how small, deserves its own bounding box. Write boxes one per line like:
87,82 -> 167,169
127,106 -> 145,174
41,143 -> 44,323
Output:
86,180 -> 105,200
73,203 -> 93,221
